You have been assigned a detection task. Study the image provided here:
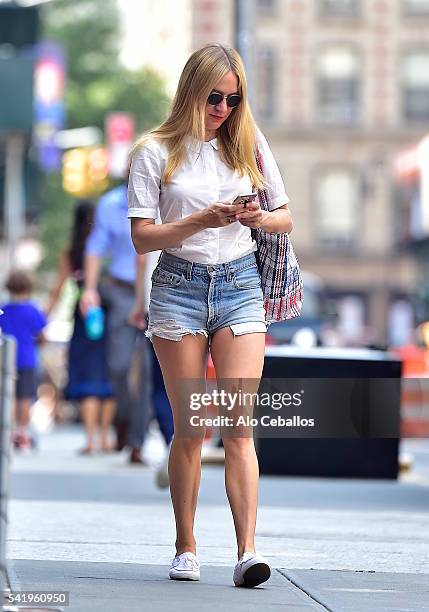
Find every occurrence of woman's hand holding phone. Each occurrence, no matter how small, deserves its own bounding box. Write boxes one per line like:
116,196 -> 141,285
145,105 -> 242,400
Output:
202,193 -> 262,228
203,201 -> 248,227
230,193 -> 266,228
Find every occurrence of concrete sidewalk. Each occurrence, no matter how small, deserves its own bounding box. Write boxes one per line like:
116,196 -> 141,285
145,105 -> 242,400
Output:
4,425 -> 429,611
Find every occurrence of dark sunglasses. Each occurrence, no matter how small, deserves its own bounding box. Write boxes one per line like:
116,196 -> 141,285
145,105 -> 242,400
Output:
207,91 -> 242,108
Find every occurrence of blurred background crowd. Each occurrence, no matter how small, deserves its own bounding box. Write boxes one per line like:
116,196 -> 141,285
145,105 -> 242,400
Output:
1,0 -> 429,452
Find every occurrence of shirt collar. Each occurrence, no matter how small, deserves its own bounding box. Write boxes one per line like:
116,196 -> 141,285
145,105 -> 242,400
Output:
186,136 -> 219,152
207,137 -> 219,150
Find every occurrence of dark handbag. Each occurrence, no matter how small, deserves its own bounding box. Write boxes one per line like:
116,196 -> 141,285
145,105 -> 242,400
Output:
252,144 -> 304,323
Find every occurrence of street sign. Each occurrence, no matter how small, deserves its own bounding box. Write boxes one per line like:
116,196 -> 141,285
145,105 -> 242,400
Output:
33,41 -> 66,172
105,112 -> 135,178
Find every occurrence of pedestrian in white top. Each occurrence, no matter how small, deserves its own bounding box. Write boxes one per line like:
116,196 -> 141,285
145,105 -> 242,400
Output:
128,43 -> 293,588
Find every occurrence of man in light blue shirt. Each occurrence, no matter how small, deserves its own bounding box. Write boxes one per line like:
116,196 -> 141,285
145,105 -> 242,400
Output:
80,184 -> 150,464
85,185 -> 137,283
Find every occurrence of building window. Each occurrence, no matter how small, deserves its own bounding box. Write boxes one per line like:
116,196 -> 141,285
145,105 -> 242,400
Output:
337,295 -> 366,345
257,0 -> 276,13
316,170 -> 359,247
317,47 -> 360,124
403,0 -> 429,15
402,52 -> 429,121
256,46 -> 277,121
388,300 -> 414,346
319,0 -> 361,18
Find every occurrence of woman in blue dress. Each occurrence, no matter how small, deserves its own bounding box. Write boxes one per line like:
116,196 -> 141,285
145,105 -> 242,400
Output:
46,201 -> 115,453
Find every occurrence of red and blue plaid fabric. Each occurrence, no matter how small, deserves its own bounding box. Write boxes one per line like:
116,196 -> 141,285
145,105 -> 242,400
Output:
252,144 -> 304,323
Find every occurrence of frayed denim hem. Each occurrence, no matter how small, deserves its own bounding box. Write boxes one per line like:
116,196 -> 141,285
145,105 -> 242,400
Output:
145,320 -> 209,343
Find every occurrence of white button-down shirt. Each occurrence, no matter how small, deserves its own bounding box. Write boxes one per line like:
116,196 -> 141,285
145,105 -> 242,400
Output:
127,129 -> 290,264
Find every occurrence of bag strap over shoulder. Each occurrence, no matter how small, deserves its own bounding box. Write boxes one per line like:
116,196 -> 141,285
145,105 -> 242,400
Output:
254,141 -> 271,212
252,138 -> 304,322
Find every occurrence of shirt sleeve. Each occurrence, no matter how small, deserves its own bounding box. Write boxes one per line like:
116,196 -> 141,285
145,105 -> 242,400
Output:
31,306 -> 47,335
85,197 -> 112,258
256,128 -> 290,211
128,140 -> 163,219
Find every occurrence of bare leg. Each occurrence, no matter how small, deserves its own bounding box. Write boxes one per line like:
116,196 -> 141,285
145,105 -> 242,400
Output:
210,327 -> 266,560
153,334 -> 209,556
12,398 -> 32,448
16,398 -> 32,434
99,398 -> 116,451
80,397 -> 100,451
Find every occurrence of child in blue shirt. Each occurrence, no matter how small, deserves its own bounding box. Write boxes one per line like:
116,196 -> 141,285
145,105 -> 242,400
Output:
0,270 -> 47,449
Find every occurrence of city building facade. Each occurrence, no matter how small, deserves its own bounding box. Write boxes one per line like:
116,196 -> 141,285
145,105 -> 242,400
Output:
192,0 -> 429,346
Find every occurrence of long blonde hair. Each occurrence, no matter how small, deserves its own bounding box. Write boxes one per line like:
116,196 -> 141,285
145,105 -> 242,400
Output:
129,43 -> 265,189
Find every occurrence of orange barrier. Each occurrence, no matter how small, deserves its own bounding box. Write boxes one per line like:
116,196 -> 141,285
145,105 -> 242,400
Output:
390,346 -> 429,437
206,354 -> 216,379
391,345 -> 429,376
400,377 -> 429,437
203,355 -> 217,440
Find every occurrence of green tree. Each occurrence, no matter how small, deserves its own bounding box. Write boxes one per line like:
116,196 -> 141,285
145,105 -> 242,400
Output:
39,0 -> 170,269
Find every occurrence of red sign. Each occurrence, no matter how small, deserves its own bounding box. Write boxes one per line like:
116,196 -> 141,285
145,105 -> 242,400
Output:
105,112 -> 135,178
106,113 -> 135,144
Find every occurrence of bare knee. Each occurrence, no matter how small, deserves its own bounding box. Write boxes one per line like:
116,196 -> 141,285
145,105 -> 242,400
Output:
173,436 -> 205,459
222,437 -> 255,458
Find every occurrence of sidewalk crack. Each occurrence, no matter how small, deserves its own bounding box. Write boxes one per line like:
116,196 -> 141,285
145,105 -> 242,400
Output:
275,568 -> 334,611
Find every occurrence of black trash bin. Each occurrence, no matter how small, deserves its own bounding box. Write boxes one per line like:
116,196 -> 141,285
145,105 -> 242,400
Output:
256,346 -> 402,480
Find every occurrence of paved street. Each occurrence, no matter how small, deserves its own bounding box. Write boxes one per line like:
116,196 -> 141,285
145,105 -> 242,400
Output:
4,426 -> 429,611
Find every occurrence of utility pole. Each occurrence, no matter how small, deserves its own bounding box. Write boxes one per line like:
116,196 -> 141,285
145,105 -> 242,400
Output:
1,2 -> 40,272
234,0 -> 255,105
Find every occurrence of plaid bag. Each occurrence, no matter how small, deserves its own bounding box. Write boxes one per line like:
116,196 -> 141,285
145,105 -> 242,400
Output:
251,144 -> 304,323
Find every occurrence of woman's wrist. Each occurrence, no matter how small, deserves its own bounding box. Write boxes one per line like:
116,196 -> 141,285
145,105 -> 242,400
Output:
259,208 -> 292,234
191,209 -> 210,231
259,210 -> 272,232
178,209 -> 210,233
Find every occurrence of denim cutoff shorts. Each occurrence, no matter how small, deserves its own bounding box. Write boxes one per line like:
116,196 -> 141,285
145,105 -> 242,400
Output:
145,251 -> 267,343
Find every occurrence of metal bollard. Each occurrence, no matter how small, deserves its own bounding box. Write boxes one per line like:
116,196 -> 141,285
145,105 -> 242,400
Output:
0,335 -> 16,612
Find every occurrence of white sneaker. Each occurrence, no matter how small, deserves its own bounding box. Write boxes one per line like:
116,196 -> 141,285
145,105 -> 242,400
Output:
169,552 -> 200,581
233,552 -> 271,587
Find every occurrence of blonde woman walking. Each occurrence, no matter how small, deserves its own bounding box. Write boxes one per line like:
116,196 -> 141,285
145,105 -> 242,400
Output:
128,43 -> 293,587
